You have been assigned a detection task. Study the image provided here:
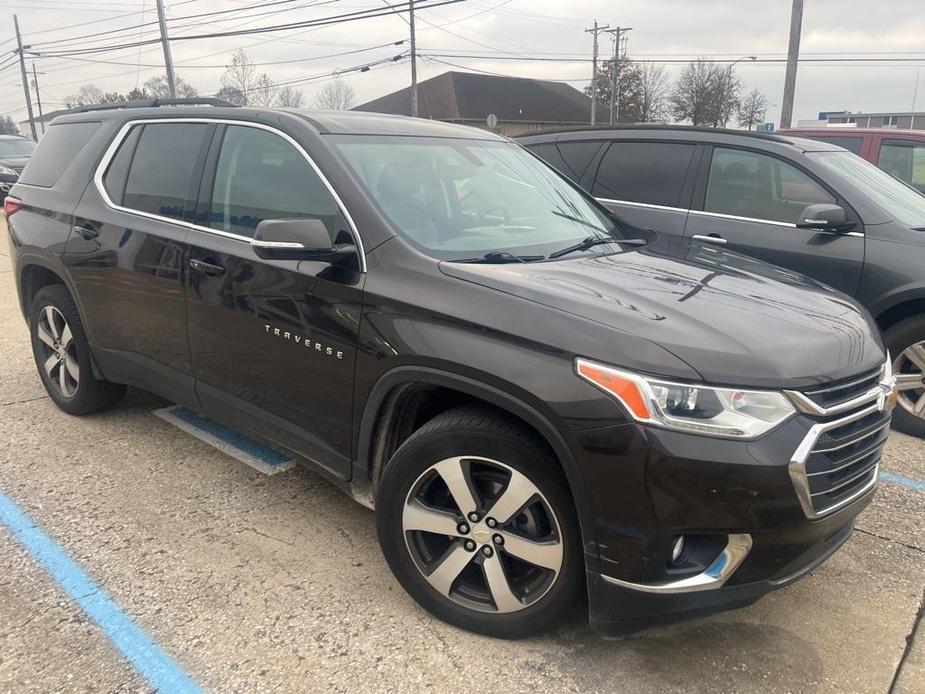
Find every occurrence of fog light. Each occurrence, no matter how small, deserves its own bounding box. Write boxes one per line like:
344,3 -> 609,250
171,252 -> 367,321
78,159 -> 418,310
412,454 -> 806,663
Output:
670,535 -> 686,564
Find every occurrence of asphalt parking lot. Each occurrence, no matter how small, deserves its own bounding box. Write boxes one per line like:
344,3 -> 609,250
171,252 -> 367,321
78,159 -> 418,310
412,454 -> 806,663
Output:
0,219 -> 923,694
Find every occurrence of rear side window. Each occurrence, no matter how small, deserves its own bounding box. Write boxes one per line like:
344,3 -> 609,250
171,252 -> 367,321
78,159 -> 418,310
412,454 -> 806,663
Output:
102,125 -> 141,205
808,135 -> 863,155
592,141 -> 696,207
206,125 -> 340,240
18,121 -> 101,188
121,123 -> 209,221
528,141 -> 602,183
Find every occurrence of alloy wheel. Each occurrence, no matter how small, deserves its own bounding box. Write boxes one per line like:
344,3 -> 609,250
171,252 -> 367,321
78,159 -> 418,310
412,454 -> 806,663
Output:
35,305 -> 79,398
402,455 -> 563,614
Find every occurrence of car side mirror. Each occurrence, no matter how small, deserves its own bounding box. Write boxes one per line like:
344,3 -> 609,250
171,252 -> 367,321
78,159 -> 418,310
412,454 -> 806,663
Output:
795,204 -> 856,232
251,218 -> 356,263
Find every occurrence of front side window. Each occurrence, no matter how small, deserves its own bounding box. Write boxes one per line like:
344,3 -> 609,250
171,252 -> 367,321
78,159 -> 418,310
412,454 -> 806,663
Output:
705,147 -> 835,223
208,125 -> 341,240
592,141 -> 695,207
334,135 -> 628,261
878,140 -> 925,193
121,123 -> 209,221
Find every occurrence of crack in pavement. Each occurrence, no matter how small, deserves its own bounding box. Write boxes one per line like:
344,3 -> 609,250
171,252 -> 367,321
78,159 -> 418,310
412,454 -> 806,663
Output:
0,395 -> 47,408
890,587 -> 925,693
855,527 -> 924,555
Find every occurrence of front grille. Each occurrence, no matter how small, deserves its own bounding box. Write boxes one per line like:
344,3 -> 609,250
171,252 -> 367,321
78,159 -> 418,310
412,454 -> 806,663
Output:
803,409 -> 889,513
801,368 -> 882,411
789,362 -> 893,519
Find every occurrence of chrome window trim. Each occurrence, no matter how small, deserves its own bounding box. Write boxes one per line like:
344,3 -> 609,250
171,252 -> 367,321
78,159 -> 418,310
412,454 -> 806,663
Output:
600,533 -> 752,594
91,117 -> 367,272
595,197 -> 689,214
689,209 -> 864,237
789,402 -> 884,519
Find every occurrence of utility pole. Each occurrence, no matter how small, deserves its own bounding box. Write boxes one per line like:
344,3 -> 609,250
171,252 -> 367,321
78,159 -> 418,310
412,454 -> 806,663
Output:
409,0 -> 418,117
585,20 -> 609,125
780,0 -> 803,129
13,15 -> 36,140
31,62 -> 45,136
606,27 -> 632,124
154,0 -> 177,98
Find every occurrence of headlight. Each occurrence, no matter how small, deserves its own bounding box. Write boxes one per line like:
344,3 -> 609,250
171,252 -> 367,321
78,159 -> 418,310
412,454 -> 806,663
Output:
0,165 -> 16,176
576,358 -> 796,438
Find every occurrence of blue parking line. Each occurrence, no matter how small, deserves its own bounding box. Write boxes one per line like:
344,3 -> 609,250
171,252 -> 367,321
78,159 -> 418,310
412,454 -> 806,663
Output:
0,491 -> 202,694
881,470 -> 925,492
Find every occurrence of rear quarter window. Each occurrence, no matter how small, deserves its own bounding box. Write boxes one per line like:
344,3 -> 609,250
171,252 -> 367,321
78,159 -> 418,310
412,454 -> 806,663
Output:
18,121 -> 102,188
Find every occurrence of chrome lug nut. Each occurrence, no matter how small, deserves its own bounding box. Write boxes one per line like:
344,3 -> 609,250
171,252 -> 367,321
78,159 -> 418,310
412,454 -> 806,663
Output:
464,539 -> 476,552
457,522 -> 470,535
467,512 -> 480,523
493,533 -> 503,545
481,546 -> 493,557
486,517 -> 497,528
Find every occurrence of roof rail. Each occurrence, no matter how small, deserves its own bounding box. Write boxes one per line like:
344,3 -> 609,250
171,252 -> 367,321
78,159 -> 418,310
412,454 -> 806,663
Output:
70,97 -> 238,114
512,123 -> 791,144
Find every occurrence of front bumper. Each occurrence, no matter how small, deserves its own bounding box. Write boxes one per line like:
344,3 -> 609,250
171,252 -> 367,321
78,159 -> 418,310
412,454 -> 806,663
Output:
0,174 -> 17,199
572,395 -> 889,632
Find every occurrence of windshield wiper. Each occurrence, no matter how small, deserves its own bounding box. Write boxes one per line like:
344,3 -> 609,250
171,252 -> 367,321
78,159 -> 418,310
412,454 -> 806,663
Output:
455,251 -> 546,264
550,209 -> 608,234
549,235 -> 646,259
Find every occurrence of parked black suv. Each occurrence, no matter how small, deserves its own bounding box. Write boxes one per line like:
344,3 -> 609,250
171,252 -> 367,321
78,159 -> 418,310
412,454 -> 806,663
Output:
518,125 -> 925,437
7,103 -> 896,638
0,134 -> 35,201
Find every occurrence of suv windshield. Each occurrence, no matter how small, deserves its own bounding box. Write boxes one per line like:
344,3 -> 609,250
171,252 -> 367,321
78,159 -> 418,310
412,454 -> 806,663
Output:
0,139 -> 35,157
333,135 -> 632,261
808,150 -> 925,228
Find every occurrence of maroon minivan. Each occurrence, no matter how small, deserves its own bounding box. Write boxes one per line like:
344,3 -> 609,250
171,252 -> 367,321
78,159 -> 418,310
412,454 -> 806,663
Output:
780,127 -> 925,193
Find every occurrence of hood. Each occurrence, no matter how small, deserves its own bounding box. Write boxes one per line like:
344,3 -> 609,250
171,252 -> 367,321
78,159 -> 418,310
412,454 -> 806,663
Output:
440,236 -> 884,389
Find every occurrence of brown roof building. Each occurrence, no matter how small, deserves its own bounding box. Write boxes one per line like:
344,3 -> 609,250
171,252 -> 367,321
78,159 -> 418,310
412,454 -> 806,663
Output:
354,71 -> 592,136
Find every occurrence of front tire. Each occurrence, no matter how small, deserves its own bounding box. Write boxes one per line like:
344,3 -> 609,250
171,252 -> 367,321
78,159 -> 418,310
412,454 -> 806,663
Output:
885,315 -> 925,437
29,285 -> 125,415
376,406 -> 583,638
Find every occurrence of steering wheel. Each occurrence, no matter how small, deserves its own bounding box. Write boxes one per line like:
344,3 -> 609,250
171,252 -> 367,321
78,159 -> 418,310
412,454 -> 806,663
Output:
474,202 -> 511,226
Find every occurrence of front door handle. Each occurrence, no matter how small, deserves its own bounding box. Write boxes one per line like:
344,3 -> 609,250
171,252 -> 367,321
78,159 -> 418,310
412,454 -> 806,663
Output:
189,258 -> 226,277
72,225 -> 99,240
691,234 -> 728,246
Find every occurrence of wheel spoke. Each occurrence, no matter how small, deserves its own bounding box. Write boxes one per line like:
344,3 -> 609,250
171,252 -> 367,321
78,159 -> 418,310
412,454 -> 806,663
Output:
895,373 -> 923,392
914,392 -> 925,415
425,544 -> 474,596
58,361 -> 69,395
64,355 -> 80,382
903,343 -> 925,372
59,323 -> 73,349
486,468 -> 538,524
499,532 -> 563,571
482,553 -> 522,612
43,353 -> 59,377
403,500 -> 462,537
37,324 -> 56,349
44,306 -> 60,340
433,457 -> 478,516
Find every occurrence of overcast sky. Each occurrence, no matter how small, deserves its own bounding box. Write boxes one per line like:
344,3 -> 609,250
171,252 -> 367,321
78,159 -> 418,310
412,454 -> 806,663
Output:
1,0 -> 923,126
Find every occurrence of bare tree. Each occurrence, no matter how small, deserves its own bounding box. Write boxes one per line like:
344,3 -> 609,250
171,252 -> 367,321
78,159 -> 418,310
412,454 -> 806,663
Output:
215,86 -> 246,106
143,74 -> 199,99
219,50 -> 277,107
738,88 -> 768,130
313,79 -> 356,110
0,116 -> 19,135
638,62 -> 669,122
64,84 -> 106,108
275,86 -> 304,108
670,59 -> 741,127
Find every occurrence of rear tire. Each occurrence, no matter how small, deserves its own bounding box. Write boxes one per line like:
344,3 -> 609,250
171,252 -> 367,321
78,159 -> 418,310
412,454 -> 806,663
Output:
29,285 -> 125,415
885,315 -> 925,438
376,406 -> 583,638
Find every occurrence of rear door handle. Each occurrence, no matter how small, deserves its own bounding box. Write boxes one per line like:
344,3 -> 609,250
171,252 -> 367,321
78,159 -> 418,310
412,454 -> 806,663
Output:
189,258 -> 226,277
691,234 -> 728,246
72,225 -> 99,240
